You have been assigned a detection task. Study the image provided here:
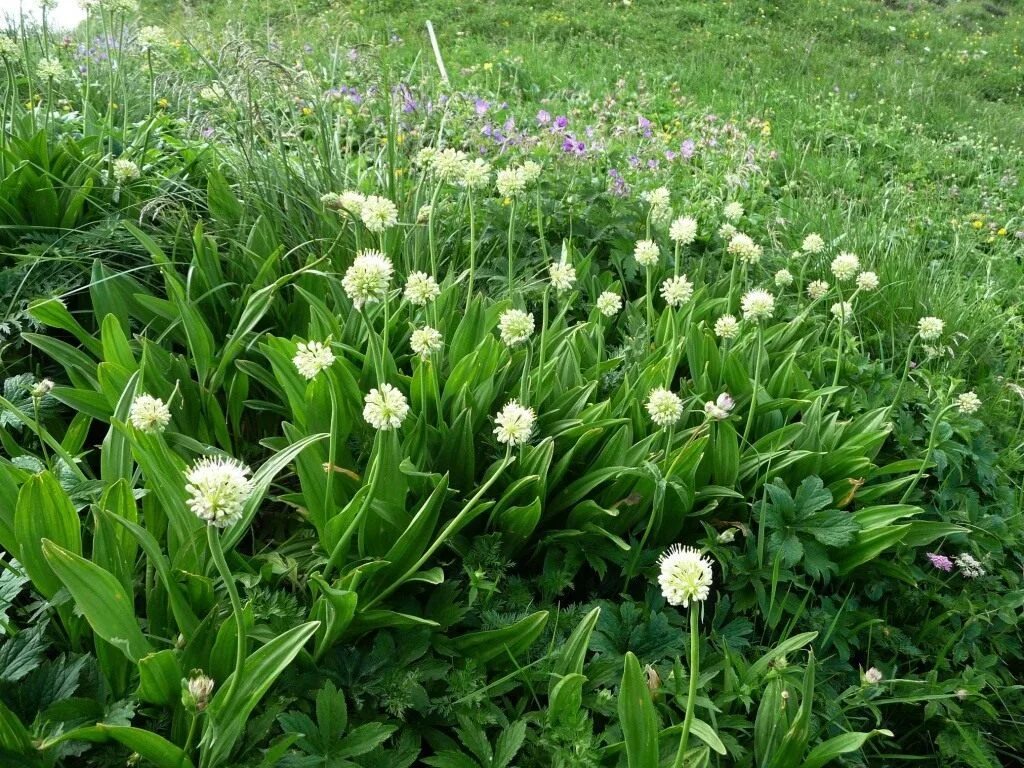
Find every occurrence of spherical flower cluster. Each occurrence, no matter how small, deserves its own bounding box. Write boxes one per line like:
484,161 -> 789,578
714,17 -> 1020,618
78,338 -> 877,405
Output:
292,340 -> 335,380
703,393 -> 734,420
717,223 -> 737,240
129,393 -> 171,433
917,316 -> 944,340
633,239 -> 660,268
830,301 -> 853,321
741,288 -> 775,322
185,456 -> 254,528
362,383 -> 409,431
863,668 -> 884,685
830,252 -> 860,282
403,271 -> 440,305
955,391 -> 981,414
657,544 -> 714,608
714,314 -> 740,340
359,195 -> 399,233
520,161 -> 542,185
493,400 -> 536,446
641,187 -> 671,210
669,215 -> 698,245
416,204 -> 432,223
37,56 -> 64,80
430,148 -> 468,182
727,233 -> 762,264
496,167 -> 527,198
660,275 -> 694,308
336,190 -> 366,216
954,553 -> 985,578
0,36 -> 22,62
31,379 -> 55,398
723,202 -> 744,222
498,309 -> 535,347
186,674 -> 214,712
112,158 -> 140,185
855,271 -> 879,291
774,269 -> 794,288
806,280 -> 830,300
646,387 -> 683,428
596,291 -> 622,317
802,233 -> 825,254
549,260 -> 577,293
410,326 -> 443,360
137,25 -> 169,49
459,158 -> 492,190
926,552 -> 954,572
342,250 -> 393,310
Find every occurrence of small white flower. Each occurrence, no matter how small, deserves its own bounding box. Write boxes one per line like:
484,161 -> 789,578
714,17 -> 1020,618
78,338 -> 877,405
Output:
129,393 -> 171,433
459,158 -> 492,190
955,391 -> 981,414
660,275 -> 694,307
633,239 -> 660,268
137,25 -> 169,50
657,544 -> 714,607
917,316 -> 944,340
416,204 -> 432,223
830,301 -> 853,321
112,158 -> 140,185
362,383 -> 409,431
410,326 -> 443,360
774,268 -> 794,287
185,456 -> 254,528
596,291 -> 622,317
641,186 -> 671,210
954,553 -> 985,578
856,271 -> 880,291
741,288 -> 775,322
863,667 -> 884,685
806,280 -> 830,300
493,400 -> 536,446
646,387 -> 683,428
31,378 -> 55,398
292,341 -> 335,380
337,190 -> 366,216
37,56 -> 64,80
802,233 -> 825,254
669,215 -> 698,245
723,201 -> 744,222
704,393 -> 734,420
714,314 -> 741,340
496,167 -> 527,198
342,250 -> 394,310
359,195 -> 399,233
498,309 -> 535,346
717,223 -> 737,240
187,674 -> 214,711
727,233 -> 762,264
830,252 -> 860,282
717,528 -> 737,543
431,148 -> 468,182
404,271 -> 441,305
520,160 -> 542,185
0,36 -> 22,62
549,260 -> 577,293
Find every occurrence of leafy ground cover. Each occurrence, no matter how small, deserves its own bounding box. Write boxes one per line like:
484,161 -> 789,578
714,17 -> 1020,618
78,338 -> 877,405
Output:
0,0 -> 1022,766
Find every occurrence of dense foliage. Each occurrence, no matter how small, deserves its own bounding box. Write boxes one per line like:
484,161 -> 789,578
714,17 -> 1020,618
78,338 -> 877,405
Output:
1,1 -> 1022,766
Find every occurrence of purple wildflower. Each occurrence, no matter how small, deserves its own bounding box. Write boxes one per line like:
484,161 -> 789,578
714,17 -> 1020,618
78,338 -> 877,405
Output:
474,98 -> 489,115
536,109 -> 551,125
926,552 -> 954,572
553,115 -> 568,131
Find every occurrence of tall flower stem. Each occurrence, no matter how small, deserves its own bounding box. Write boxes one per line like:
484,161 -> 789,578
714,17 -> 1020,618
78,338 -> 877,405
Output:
888,333 -> 920,419
207,526 -> 246,705
537,287 -> 550,396
645,267 -> 654,343
507,199 -> 517,298
466,189 -> 477,310
672,607 -> 701,768
900,401 -> 955,504
742,324 -> 764,445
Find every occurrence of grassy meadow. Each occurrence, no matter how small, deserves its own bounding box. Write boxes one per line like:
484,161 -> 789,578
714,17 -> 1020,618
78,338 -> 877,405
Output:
0,0 -> 1022,766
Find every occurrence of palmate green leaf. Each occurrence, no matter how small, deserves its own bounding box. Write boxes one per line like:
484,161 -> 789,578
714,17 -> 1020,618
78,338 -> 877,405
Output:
200,621 -> 320,768
41,540 -> 153,663
618,651 -> 659,768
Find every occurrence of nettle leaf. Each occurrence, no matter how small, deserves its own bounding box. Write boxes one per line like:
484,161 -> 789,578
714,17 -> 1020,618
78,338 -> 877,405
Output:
0,621 -> 48,683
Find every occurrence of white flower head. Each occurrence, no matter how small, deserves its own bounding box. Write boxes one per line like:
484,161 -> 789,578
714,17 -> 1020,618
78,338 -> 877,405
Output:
831,301 -> 853,321
137,25 -> 169,49
646,387 -> 683,428
596,291 -> 622,317
112,158 -> 140,185
727,232 -> 762,264
187,674 -> 214,711
520,160 -> 542,185
863,667 -> 884,685
955,391 -> 981,415
806,279 -> 830,300
830,252 -> 860,282
293,340 -> 335,380
37,56 -> 64,80
774,268 -> 794,287
363,383 -> 409,431
493,400 -> 536,446
416,204 -> 432,223
459,158 -> 492,190
498,309 -> 535,347
359,195 -> 399,233
185,456 -> 254,528
641,186 -> 671,210
704,393 -> 734,420
431,148 -> 468,181
660,275 -> 694,307
741,288 -> 775,322
856,271 -> 880,291
658,544 -> 714,607
917,316 -> 944,340
669,215 -> 698,245
410,326 -> 443,360
954,553 -> 985,578
802,233 -> 825,254
549,259 -> 577,294
633,239 -> 660,268
717,223 -> 737,240
129,393 -> 171,433
342,250 -> 394,310
723,201 -> 744,222
496,167 -> 527,198
404,271 -> 441,306
0,36 -> 22,62
31,378 -> 55,398
714,314 -> 740,340
337,190 -> 366,216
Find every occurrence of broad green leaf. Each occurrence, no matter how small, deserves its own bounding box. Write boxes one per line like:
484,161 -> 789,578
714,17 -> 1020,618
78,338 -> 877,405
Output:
15,473 -> 82,599
618,652 -> 659,768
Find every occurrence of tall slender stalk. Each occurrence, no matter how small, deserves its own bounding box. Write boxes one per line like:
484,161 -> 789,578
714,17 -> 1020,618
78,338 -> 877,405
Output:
672,607 -> 701,768
207,526 -> 246,705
